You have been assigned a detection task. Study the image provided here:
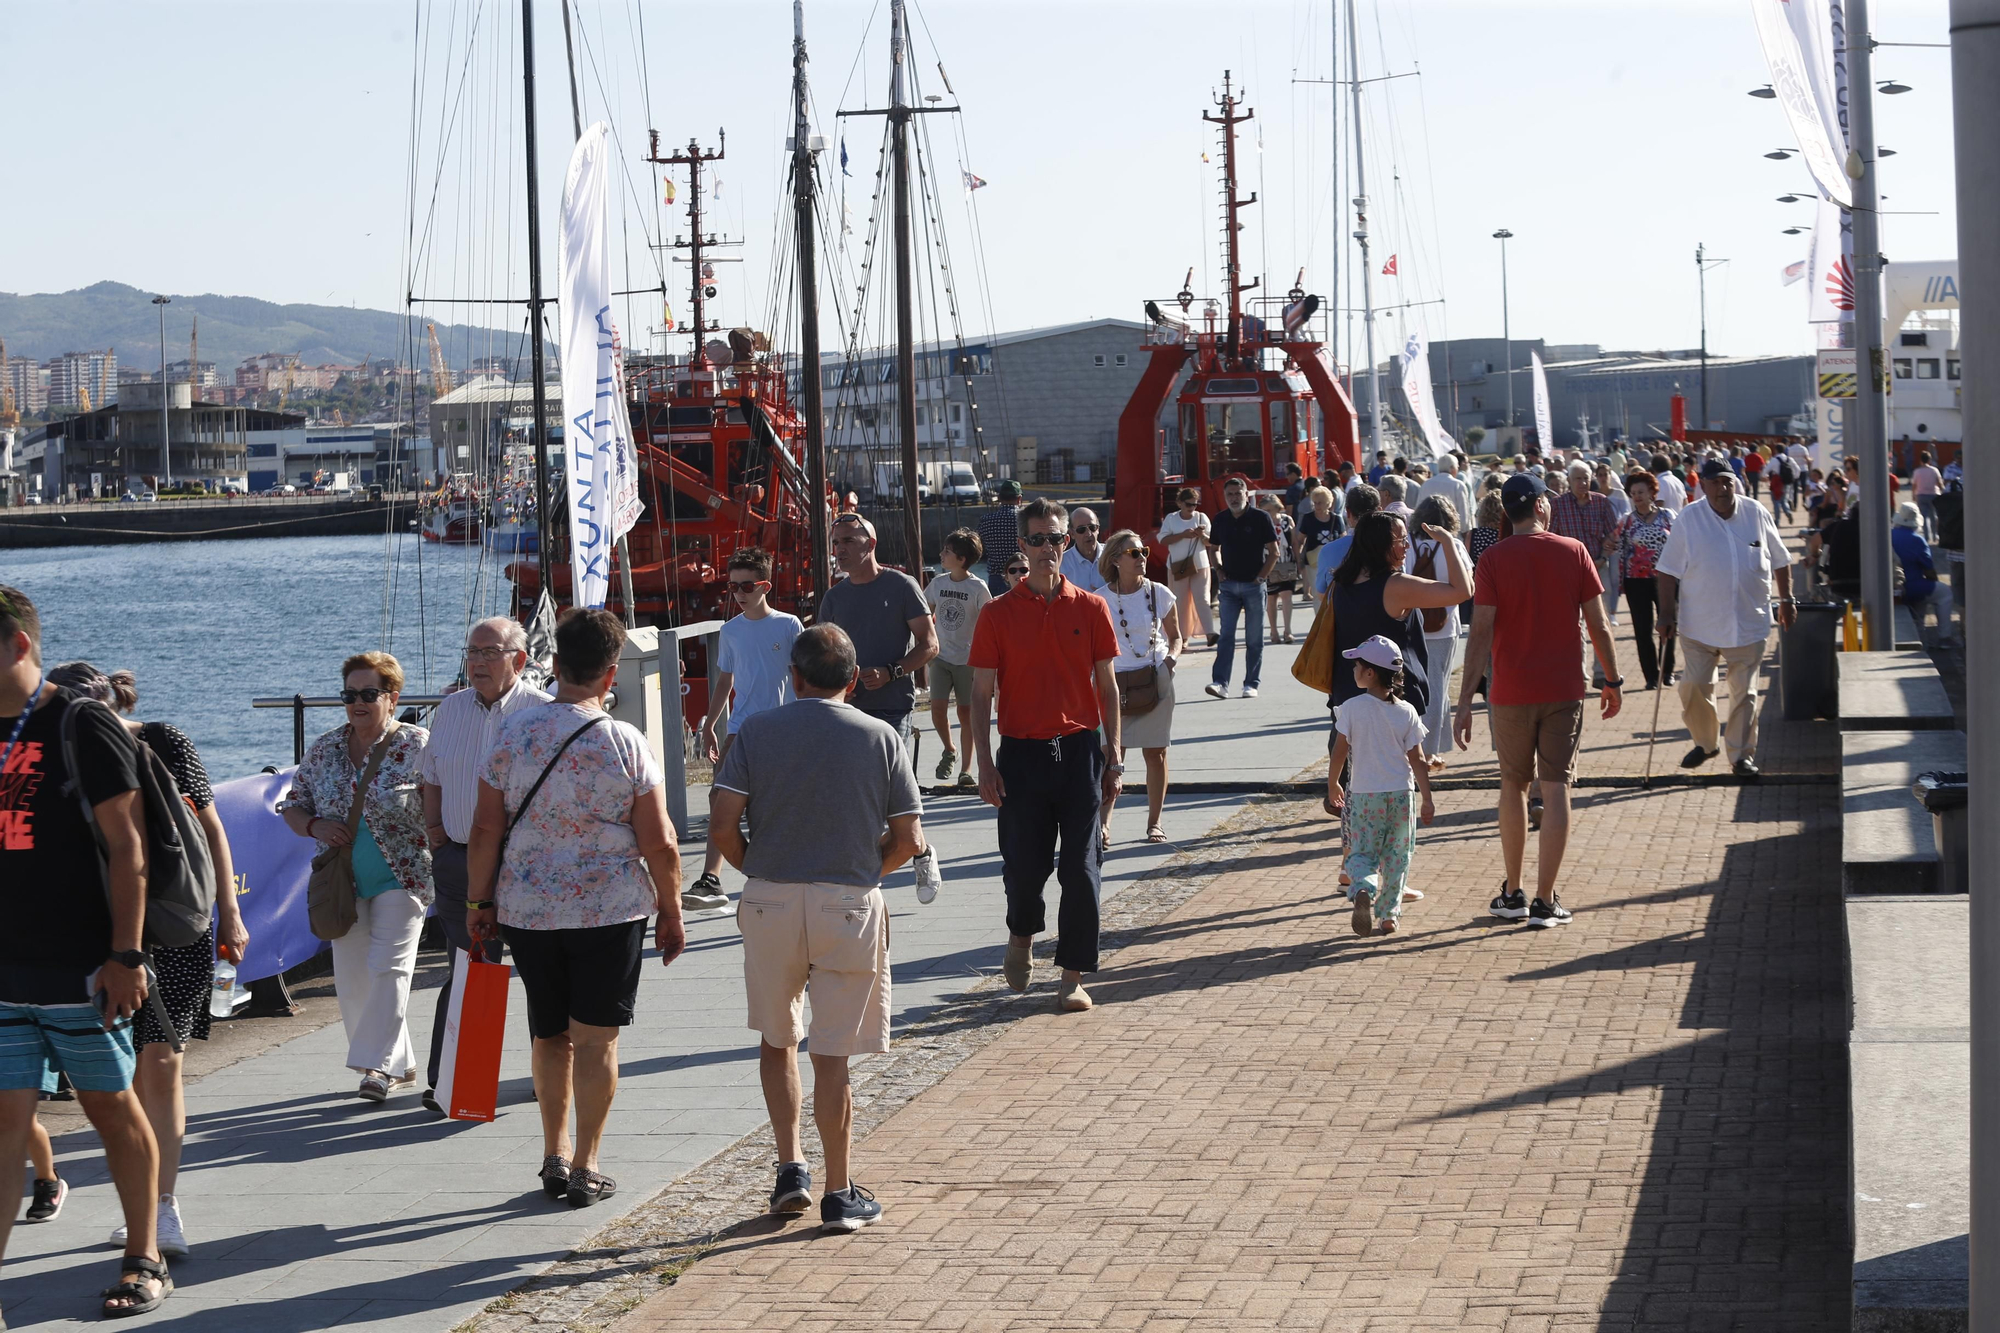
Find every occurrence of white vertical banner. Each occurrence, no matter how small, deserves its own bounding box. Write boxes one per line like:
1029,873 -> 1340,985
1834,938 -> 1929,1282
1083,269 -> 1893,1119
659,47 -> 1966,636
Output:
560,121 -> 645,610
1749,0 -> 1852,208
1398,330 -> 1451,462
1530,350 -> 1554,453
1807,195 -> 1855,324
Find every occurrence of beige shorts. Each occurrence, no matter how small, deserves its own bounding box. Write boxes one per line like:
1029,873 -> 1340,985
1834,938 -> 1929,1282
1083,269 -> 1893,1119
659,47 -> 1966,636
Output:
737,878 -> 891,1057
1489,700 -> 1586,786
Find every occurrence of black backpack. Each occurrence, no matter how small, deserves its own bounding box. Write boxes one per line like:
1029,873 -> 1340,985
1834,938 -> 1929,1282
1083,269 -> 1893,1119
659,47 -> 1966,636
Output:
1777,453 -> 1799,483
59,696 -> 218,949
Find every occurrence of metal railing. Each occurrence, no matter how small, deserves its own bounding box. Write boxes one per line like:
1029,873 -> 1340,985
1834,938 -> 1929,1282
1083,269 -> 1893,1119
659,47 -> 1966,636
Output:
251,694 -> 453,765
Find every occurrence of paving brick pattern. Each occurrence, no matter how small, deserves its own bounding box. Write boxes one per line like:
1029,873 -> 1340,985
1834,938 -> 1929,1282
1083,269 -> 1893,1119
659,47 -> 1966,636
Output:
615,754 -> 1849,1331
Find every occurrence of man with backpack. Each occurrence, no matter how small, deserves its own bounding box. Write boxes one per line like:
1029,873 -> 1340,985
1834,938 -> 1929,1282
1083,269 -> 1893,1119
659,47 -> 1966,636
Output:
0,585 -> 173,1316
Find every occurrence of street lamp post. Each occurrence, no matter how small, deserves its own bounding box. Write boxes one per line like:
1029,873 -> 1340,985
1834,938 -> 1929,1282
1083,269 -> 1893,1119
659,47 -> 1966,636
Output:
1844,0 -> 1895,646
152,294 -> 172,487
1492,229 -> 1514,438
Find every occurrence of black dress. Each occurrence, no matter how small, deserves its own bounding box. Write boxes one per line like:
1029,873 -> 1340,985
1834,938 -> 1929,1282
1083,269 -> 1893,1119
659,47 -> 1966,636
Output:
1329,576 -> 1430,721
133,722 -> 218,1048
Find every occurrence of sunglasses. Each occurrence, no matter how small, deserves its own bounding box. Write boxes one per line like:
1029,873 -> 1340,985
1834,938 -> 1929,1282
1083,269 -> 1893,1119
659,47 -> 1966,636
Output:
1021,532 -> 1067,548
1117,548 -> 1147,560
1005,565 -> 1029,576
340,687 -> 390,704
729,579 -> 769,592
1072,523 -> 1099,534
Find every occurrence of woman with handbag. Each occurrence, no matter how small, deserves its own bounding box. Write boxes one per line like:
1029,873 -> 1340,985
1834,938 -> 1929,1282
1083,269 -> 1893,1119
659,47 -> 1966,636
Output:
1408,496 -> 1471,772
1096,530 -> 1183,845
1156,488 -> 1216,647
281,651 -> 432,1103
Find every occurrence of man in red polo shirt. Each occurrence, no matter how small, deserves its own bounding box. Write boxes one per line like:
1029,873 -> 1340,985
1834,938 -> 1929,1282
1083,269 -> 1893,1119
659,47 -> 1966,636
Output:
970,498 -> 1122,1013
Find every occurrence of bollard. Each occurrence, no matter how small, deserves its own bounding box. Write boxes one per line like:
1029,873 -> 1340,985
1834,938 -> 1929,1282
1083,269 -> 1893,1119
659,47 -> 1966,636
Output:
1912,770 -> 1970,895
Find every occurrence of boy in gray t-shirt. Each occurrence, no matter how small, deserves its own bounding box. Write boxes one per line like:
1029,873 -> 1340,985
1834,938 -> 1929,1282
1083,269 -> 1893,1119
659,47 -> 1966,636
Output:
922,529 -> 992,787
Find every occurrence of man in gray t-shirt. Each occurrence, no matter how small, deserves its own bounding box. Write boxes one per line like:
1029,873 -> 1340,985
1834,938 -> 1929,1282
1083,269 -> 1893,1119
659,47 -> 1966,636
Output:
819,513 -> 937,743
709,624 -> 924,1235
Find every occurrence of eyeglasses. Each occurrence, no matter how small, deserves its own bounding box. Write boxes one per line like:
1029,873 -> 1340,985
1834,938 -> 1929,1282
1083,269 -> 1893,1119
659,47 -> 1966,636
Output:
463,646 -> 512,662
1021,532 -> 1067,548
340,687 -> 390,704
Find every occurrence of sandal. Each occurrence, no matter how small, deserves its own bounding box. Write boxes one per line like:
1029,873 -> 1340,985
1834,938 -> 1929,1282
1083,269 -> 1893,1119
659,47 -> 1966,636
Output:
357,1072 -> 390,1103
1146,825 -> 1167,844
101,1254 -> 172,1318
567,1167 -> 617,1208
539,1155 -> 572,1200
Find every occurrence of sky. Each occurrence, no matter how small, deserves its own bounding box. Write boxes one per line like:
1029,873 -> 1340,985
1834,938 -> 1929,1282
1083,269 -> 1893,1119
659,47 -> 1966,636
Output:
1,0 -> 1959,370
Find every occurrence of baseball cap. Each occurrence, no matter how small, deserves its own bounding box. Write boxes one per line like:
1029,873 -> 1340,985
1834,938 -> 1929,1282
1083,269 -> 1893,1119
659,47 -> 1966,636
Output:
1697,458 -> 1733,480
1342,634 -> 1405,672
995,478 -> 1022,500
1500,473 -> 1546,508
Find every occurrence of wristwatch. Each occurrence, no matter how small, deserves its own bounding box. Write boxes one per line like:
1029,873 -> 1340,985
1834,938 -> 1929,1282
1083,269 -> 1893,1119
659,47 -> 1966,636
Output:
890,664 -> 908,680
108,949 -> 150,970
1105,763 -> 1127,774
467,899 -> 496,911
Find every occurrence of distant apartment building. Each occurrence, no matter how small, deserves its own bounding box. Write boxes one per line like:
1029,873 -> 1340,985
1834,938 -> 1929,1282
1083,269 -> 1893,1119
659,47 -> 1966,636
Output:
163,359 -> 220,388
47,349 -> 117,411
4,358 -> 48,416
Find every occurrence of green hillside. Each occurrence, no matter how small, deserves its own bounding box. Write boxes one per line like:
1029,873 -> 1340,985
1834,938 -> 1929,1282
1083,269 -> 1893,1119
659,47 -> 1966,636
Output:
0,281 -> 545,373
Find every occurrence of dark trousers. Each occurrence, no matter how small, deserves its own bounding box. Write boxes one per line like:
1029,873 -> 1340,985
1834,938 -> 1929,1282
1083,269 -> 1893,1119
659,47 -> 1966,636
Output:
427,842 -> 502,1091
1622,578 -> 1678,689
995,731 -> 1103,973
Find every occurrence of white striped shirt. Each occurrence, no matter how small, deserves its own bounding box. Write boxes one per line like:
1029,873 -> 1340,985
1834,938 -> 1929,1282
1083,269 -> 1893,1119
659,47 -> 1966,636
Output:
419,677 -> 551,842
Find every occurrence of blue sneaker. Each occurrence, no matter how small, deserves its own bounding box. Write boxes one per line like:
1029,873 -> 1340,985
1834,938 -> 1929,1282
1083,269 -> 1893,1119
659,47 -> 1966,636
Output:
770,1161 -> 812,1215
819,1183 -> 882,1234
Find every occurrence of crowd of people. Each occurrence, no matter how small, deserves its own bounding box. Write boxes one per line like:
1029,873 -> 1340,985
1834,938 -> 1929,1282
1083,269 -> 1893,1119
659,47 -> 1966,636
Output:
0,430 -> 1959,1313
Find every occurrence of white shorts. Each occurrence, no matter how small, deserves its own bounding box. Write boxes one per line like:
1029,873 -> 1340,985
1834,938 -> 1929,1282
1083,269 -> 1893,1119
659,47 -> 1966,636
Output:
736,878 -> 891,1057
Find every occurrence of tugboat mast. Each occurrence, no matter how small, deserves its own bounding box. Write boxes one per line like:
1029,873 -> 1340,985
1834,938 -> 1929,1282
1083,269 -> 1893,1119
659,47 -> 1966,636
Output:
793,0 -> 829,604
1204,73 -> 1258,365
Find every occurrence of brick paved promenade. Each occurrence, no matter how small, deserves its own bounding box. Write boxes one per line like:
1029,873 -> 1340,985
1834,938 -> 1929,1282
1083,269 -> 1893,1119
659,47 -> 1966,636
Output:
618,647 -> 1851,1332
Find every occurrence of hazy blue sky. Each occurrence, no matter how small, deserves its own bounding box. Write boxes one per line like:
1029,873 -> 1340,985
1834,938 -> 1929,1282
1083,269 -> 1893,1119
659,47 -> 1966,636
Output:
1,0 -> 1957,368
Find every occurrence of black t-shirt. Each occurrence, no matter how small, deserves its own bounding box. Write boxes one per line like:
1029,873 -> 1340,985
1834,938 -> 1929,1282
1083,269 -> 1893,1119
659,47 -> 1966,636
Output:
1299,512 -> 1340,552
1210,506 -> 1281,582
0,687 -> 140,976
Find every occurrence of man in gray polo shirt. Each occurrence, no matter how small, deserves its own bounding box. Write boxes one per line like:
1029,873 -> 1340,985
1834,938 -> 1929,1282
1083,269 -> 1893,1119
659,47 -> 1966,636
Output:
709,624 -> 923,1236
818,512 -> 937,746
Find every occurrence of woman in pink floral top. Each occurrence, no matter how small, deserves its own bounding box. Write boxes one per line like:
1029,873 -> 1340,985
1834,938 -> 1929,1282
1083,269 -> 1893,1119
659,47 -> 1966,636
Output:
280,651 -> 432,1103
466,609 -> 684,1208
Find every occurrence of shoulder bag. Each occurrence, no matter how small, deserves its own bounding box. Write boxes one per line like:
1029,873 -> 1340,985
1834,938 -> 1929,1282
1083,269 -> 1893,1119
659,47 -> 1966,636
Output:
1291,590 -> 1338,694
307,722 -> 399,942
1413,541 -> 1450,634
1114,583 -> 1165,718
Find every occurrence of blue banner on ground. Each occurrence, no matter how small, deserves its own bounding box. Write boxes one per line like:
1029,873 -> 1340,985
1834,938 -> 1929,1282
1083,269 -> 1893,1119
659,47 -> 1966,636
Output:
211,768 -> 326,983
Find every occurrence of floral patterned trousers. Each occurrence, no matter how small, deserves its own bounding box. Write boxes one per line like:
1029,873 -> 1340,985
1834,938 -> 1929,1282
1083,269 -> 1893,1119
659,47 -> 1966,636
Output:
1344,790 -> 1416,923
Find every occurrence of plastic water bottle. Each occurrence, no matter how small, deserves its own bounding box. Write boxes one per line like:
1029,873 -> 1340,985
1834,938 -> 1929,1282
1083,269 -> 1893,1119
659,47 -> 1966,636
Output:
210,959 -> 238,1020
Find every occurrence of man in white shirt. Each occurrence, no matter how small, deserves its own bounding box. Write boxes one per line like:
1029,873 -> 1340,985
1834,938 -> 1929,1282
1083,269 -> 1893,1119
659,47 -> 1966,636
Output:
1060,508 -> 1110,593
1649,452 -> 1687,514
1415,455 -> 1477,533
419,615 -> 551,1113
1654,460 -> 1795,781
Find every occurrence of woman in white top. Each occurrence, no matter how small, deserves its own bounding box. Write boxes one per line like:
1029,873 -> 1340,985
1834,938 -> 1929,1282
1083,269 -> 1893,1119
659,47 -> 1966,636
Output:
1155,487 -> 1216,646
1098,529 -> 1183,845
1408,494 -> 1473,771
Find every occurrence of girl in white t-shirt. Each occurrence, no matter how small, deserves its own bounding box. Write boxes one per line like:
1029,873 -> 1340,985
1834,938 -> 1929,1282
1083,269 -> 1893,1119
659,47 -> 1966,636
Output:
1325,635 -> 1434,937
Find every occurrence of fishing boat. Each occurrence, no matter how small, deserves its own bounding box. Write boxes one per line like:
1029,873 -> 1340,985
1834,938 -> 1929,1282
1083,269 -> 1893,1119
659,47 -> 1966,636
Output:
1113,72 -> 1361,559
420,477 -> 483,545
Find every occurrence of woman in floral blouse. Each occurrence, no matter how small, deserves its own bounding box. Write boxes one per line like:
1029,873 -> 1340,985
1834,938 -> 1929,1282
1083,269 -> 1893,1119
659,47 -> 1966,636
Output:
1613,471 -> 1677,691
281,651 -> 432,1103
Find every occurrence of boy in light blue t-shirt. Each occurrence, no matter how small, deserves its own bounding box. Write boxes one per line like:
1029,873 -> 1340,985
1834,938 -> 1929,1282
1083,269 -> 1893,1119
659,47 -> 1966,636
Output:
687,546 -> 803,910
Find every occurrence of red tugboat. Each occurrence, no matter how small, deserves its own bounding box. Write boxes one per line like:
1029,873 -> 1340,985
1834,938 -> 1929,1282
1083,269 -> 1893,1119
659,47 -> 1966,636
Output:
1113,72 -> 1361,564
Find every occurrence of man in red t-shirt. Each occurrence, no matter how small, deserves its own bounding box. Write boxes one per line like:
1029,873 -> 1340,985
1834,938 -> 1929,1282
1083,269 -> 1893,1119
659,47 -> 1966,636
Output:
1453,474 -> 1624,929
970,498 -> 1122,1013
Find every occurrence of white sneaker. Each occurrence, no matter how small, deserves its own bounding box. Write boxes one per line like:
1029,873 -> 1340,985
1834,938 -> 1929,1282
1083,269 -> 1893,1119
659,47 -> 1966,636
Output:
1241,686 -> 1259,698
110,1196 -> 188,1256
1203,682 -> 1227,699
912,846 -> 942,905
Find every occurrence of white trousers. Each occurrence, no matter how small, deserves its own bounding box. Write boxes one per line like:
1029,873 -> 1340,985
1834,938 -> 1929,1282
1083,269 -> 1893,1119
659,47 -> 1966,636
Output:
331,888 -> 425,1077
1421,633 -> 1459,759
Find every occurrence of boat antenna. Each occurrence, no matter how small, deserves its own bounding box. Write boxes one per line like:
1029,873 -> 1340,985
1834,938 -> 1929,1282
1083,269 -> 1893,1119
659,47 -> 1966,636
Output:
794,0 -> 831,605
1203,71 -> 1258,363
522,0 -> 557,607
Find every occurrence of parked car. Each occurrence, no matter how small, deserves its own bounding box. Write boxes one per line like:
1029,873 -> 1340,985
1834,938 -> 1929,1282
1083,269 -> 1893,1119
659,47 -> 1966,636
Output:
138,490 -> 159,503
266,483 -> 299,496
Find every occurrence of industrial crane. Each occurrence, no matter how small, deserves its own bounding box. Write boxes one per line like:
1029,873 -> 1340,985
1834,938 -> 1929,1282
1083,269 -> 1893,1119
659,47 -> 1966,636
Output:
188,315 -> 199,398
426,322 -> 453,398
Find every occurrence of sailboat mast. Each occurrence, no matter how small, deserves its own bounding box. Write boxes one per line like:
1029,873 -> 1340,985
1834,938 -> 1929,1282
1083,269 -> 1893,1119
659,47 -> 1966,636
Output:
522,0 -> 556,604
1346,0 -> 1380,457
888,0 -> 922,573
794,0 -> 829,604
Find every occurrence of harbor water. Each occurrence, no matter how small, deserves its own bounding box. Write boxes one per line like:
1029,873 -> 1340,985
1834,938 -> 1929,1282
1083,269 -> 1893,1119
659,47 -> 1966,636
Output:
7,534 -> 522,781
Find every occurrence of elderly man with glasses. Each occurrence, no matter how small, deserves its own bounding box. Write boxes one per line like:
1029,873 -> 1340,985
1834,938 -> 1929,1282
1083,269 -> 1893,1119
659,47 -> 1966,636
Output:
1060,507 -> 1110,593
417,616 -> 550,1115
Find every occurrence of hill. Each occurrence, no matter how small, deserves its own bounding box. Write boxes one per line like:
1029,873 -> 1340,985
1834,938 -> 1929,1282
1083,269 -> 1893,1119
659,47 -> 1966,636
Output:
0,281 -> 544,374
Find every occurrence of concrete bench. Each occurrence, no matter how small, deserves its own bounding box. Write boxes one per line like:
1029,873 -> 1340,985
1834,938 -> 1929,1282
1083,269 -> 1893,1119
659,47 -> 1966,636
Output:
1893,603 -> 1924,651
1848,895 -> 1968,1330
1841,729 -> 1965,894
1838,651 -> 1954,731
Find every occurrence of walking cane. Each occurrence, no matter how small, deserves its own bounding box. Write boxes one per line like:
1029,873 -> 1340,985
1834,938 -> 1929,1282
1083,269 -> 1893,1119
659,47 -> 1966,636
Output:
1641,636 -> 1666,789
